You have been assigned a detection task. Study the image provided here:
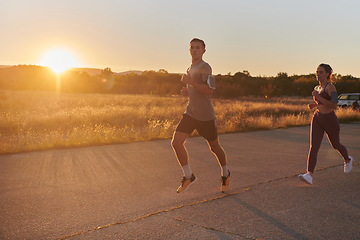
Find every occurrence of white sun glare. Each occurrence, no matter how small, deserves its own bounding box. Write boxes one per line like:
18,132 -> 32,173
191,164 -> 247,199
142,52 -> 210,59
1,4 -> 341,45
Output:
40,49 -> 79,73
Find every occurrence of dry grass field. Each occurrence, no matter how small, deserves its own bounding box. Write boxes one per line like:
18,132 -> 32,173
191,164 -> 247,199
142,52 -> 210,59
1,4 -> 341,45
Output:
1,90 -> 359,154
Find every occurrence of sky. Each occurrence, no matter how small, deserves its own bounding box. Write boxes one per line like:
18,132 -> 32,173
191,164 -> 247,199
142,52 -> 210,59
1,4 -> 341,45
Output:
1,0 -> 360,77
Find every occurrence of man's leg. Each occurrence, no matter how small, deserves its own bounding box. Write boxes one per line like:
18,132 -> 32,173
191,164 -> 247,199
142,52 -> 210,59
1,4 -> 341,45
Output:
171,131 -> 190,167
207,138 -> 227,167
208,138 -> 230,192
171,131 -> 197,193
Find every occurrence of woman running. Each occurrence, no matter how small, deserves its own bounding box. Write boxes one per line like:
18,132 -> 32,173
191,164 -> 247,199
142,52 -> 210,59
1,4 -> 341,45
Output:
299,63 -> 353,184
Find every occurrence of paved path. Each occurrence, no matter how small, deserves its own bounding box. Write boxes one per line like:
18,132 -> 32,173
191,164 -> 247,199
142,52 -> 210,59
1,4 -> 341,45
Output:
1,123 -> 359,239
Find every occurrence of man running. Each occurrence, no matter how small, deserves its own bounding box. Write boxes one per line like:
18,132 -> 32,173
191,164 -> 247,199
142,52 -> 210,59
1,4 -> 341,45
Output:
171,38 -> 230,193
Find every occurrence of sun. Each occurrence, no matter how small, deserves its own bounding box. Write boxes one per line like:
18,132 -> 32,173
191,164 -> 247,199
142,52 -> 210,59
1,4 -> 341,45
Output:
40,49 -> 79,73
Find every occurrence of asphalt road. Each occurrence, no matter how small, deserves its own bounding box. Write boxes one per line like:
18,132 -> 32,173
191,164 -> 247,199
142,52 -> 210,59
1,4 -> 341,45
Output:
1,123 -> 359,239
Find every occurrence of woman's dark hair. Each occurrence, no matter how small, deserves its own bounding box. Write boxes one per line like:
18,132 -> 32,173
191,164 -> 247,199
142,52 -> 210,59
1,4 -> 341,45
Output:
318,63 -> 333,81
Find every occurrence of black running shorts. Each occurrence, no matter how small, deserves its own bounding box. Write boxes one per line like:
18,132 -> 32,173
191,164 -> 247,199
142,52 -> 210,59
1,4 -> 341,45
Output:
176,114 -> 218,142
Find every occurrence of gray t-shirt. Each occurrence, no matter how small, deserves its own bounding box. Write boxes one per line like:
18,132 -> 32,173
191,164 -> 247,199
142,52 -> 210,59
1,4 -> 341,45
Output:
184,60 -> 216,121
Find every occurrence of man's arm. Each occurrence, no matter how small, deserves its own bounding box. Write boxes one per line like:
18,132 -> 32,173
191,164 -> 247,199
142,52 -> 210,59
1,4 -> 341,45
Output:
181,74 -> 213,95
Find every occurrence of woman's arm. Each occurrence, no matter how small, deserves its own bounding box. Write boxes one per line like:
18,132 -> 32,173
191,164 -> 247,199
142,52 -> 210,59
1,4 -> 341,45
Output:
308,102 -> 318,109
312,84 -> 338,110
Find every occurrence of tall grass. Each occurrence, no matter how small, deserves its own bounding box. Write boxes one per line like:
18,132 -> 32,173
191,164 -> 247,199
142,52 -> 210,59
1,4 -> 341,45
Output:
1,91 -> 359,154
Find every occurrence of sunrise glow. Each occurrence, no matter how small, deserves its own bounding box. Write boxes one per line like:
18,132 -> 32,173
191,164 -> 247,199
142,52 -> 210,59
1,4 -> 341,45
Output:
40,49 -> 79,74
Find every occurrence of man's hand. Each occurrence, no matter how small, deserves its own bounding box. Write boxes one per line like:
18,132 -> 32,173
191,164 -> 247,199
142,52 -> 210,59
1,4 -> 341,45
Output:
181,70 -> 213,95
181,87 -> 188,97
181,73 -> 192,85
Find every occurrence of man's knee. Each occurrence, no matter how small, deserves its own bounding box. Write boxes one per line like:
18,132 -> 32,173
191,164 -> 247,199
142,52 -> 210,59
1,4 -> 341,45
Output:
171,138 -> 181,149
171,132 -> 187,149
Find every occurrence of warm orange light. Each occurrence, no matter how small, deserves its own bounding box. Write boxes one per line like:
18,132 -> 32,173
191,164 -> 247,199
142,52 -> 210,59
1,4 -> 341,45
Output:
40,49 -> 79,74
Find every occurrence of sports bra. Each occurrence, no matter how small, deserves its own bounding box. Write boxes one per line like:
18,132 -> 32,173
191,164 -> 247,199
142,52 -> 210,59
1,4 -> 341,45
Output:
315,83 -> 331,105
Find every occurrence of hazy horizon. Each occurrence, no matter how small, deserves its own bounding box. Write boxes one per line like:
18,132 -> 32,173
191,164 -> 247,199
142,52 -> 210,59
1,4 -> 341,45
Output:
1,64 -> 359,78
1,1 -> 360,77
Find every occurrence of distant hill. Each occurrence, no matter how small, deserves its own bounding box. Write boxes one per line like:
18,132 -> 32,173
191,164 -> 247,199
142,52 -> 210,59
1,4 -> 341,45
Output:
115,70 -> 142,76
69,68 -> 142,76
0,65 -> 13,68
0,65 -> 142,76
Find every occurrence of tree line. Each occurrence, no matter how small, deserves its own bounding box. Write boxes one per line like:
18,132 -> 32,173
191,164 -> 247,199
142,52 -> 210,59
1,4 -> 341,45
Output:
1,65 -> 359,98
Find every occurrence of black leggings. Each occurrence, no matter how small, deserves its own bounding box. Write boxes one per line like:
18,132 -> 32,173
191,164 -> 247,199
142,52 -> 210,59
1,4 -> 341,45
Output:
307,111 -> 349,173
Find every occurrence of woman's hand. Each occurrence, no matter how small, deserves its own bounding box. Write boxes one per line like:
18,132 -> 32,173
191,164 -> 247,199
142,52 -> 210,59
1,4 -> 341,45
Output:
312,90 -> 320,98
308,103 -> 317,109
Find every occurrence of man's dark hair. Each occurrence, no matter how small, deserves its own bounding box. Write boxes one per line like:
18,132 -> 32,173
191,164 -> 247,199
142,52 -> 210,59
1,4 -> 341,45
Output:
190,38 -> 206,49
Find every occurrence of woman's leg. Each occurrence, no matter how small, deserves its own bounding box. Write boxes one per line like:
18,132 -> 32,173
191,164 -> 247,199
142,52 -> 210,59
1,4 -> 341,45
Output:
323,112 -> 350,161
307,113 -> 325,173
